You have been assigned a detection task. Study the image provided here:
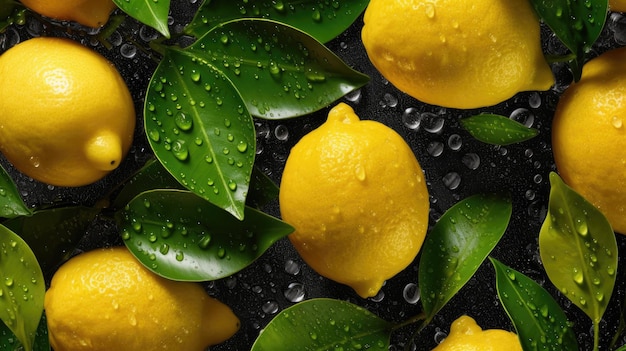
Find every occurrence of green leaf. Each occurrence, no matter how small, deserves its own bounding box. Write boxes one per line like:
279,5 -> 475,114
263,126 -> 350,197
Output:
144,47 -> 256,220
185,0 -> 369,44
539,172 -> 617,324
111,158 -> 185,210
251,298 -> 392,351
529,0 -> 608,81
116,189 -> 293,281
246,168 -> 279,209
419,193 -> 512,320
0,225 -> 45,351
113,0 -> 171,38
3,207 -> 100,277
0,163 -> 31,218
491,258 -> 578,351
0,1 -> 23,33
460,114 -> 539,146
0,313 -> 49,351
184,18 -> 369,119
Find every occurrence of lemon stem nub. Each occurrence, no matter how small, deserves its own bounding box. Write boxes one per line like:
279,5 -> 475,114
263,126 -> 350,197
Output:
85,132 -> 123,171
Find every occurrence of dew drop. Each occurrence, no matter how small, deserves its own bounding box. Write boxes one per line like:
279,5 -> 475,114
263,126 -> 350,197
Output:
174,112 -> 193,131
198,235 -> 212,249
237,142 -> 248,153
284,282 -> 306,302
612,116 -> 623,128
175,251 -> 184,261
172,140 -> 189,161
402,283 -> 421,304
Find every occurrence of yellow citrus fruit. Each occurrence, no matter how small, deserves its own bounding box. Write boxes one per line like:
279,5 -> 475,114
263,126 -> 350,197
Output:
432,315 -> 522,351
20,0 -> 116,28
44,247 -> 240,351
361,0 -> 554,109
0,37 -> 135,187
552,46 -> 626,235
611,0 -> 626,12
279,103 -> 430,298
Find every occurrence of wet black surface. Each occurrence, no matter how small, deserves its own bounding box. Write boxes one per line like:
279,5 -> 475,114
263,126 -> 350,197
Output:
2,1 -> 626,350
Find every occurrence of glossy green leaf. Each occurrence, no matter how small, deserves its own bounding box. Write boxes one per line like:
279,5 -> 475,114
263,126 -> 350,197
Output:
184,18 -> 369,119
251,298 -> 392,351
0,163 -> 31,218
460,114 -> 538,146
185,0 -> 369,44
491,258 -> 578,351
111,158 -> 185,210
145,46 -> 256,220
0,225 -> 45,351
530,0 -> 608,80
539,172 -> 617,324
113,0 -> 170,38
0,313 -> 49,351
0,1 -> 23,33
3,207 -> 100,277
116,189 -> 293,281
419,193 -> 512,320
616,345 -> 626,351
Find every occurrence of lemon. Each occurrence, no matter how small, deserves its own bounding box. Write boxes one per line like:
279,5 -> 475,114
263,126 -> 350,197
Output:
44,247 -> 240,351
610,0 -> 626,12
432,315 -> 522,351
0,37 -> 135,187
279,103 -> 430,298
20,0 -> 117,28
361,0 -> 554,109
552,46 -> 626,235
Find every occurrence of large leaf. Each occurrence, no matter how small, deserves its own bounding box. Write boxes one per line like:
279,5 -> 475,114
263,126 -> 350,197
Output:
116,189 -> 293,281
419,193 -> 512,321
251,298 -> 393,351
539,172 -> 617,324
185,0 -> 369,44
113,0 -> 171,38
491,258 -> 578,351
3,207 -> 100,277
145,47 -> 256,220
530,0 -> 608,80
184,18 -> 369,119
460,114 -> 539,146
0,225 -> 45,351
0,313 -> 49,351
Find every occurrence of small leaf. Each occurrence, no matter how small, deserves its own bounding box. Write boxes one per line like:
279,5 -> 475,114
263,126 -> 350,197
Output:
251,298 -> 392,351
0,225 -> 45,351
111,158 -> 185,210
185,0 -> 369,43
419,193 -> 512,320
0,313 -> 49,351
3,207 -> 100,277
539,172 -> 617,324
491,258 -> 578,350
113,0 -> 171,38
186,18 -> 369,119
460,114 -> 538,145
145,48 -> 256,220
0,0 -> 22,33
529,0 -> 608,80
0,163 -> 31,218
116,189 -> 293,281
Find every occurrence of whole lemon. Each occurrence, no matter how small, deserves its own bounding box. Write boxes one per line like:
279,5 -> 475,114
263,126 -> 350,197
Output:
552,46 -> 626,235
610,0 -> 626,12
44,247 -> 240,351
20,0 -> 117,28
0,37 -> 135,187
361,0 -> 554,109
279,103 -> 430,298
432,315 -> 522,351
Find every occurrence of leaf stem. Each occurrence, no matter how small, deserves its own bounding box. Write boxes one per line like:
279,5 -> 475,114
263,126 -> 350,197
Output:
545,53 -> 577,64
594,321 -> 600,351
391,311 -> 426,332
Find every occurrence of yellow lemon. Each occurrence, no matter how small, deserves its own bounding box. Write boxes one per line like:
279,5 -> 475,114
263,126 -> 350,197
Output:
20,0 -> 117,28
0,37 -> 135,187
432,315 -> 522,351
44,247 -> 240,351
279,103 -> 430,298
361,0 -> 554,109
552,46 -> 626,235
611,0 -> 626,12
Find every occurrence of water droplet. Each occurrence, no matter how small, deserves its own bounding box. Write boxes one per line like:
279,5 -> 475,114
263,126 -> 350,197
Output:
4,278 -> 13,287
355,164 -> 366,181
573,268 -> 584,285
174,112 -> 193,131
403,283 -> 421,304
190,70 -> 201,83
612,116 -> 623,128
442,172 -> 461,190
228,181 -> 237,191
148,129 -> 160,142
159,243 -> 169,255
262,300 -> 279,314
175,251 -> 184,261
402,108 -> 421,130
311,9 -> 322,22
172,140 -> 189,161
461,153 -> 480,170
237,142 -> 248,153
198,235 -> 212,249
284,282 -> 306,302
284,259 -> 300,275
424,2 -> 435,18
